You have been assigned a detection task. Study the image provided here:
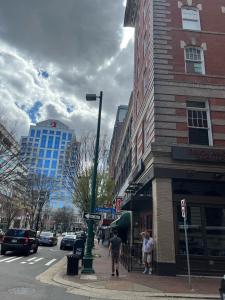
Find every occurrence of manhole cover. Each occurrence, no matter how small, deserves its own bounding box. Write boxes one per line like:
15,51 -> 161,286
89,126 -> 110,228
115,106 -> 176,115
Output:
8,287 -> 36,295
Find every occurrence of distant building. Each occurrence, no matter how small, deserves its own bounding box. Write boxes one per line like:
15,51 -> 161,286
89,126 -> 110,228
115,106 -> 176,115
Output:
108,105 -> 128,179
20,120 -> 79,209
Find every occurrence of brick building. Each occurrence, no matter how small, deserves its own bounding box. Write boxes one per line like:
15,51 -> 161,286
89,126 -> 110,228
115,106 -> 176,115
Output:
109,0 -> 225,275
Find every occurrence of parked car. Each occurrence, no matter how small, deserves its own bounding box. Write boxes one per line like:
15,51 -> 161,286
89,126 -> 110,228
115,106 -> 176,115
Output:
62,232 -> 68,237
38,232 -> 58,246
0,229 -> 4,242
76,231 -> 87,242
1,228 -> 38,256
60,234 -> 77,250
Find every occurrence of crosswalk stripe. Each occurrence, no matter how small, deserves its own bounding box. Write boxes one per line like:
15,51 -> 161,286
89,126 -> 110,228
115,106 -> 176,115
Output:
27,257 -> 37,262
45,259 -> 56,266
29,257 -> 44,264
0,256 -> 15,262
6,257 -> 23,263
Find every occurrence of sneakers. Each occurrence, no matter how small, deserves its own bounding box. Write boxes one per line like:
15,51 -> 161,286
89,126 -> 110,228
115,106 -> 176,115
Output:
149,268 -> 152,275
143,268 -> 148,274
116,269 -> 119,277
111,273 -> 115,276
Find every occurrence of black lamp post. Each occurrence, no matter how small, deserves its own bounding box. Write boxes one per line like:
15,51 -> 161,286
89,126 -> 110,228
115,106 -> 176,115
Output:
82,91 -> 103,274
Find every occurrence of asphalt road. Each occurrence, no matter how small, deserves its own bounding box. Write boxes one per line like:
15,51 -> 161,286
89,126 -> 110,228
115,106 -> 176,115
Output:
0,238 -> 89,300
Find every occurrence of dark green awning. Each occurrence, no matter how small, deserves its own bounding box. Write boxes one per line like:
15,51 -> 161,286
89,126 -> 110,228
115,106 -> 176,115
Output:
110,211 -> 131,229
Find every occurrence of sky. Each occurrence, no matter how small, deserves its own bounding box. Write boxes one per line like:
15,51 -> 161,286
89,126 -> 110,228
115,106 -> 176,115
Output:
0,0 -> 134,141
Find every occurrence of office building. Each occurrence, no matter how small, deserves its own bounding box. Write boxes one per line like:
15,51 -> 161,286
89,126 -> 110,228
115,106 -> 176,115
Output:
20,119 -> 78,208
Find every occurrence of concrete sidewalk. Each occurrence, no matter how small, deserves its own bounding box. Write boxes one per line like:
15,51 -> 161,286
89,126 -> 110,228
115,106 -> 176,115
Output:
37,241 -> 221,299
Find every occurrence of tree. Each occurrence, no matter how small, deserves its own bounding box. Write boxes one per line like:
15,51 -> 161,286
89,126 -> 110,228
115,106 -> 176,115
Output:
23,174 -> 55,231
63,133 -> 113,212
52,207 -> 75,232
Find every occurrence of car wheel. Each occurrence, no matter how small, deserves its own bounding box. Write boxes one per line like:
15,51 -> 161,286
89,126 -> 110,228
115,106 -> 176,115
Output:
24,247 -> 30,256
1,249 -> 6,255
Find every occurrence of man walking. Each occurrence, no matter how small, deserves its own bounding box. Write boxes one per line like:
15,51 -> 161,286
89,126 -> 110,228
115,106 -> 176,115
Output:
141,231 -> 154,274
109,230 -> 122,277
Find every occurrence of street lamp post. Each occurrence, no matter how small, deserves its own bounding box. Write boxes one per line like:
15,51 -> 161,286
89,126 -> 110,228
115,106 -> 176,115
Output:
82,91 -> 103,274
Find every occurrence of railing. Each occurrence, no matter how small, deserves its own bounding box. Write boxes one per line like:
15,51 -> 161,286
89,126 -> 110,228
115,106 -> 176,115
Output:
120,243 -> 143,272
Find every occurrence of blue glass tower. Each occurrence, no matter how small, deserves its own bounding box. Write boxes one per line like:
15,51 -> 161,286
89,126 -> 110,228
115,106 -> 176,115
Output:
20,120 -> 78,209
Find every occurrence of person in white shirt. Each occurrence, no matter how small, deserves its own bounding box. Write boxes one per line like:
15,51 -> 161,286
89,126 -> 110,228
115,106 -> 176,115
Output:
141,231 -> 154,274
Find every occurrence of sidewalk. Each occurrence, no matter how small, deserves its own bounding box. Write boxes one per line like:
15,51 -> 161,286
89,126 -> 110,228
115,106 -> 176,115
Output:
38,241 -> 221,299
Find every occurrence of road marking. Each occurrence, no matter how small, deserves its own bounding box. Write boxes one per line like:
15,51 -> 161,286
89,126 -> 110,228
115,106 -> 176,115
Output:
21,256 -> 37,264
0,256 -> 15,262
27,257 -> 38,261
45,259 -> 57,266
5,257 -> 23,263
29,257 -> 44,264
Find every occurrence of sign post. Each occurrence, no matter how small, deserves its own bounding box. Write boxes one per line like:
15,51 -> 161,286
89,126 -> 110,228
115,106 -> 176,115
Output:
181,199 -> 192,290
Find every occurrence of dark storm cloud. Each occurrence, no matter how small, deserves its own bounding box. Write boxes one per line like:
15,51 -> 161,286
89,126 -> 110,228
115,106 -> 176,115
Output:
0,0 -> 124,71
0,0 -> 134,139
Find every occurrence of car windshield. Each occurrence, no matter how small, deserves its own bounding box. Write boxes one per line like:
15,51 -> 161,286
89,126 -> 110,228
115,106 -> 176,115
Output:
64,235 -> 76,239
40,232 -> 53,237
5,229 -> 26,237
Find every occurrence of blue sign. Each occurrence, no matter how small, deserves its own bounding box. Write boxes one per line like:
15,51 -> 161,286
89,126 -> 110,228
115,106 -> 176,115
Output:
95,207 -> 116,214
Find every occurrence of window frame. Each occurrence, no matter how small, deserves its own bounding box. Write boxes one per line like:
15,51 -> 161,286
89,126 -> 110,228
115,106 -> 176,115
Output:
181,7 -> 201,31
186,101 -> 212,146
184,47 -> 205,75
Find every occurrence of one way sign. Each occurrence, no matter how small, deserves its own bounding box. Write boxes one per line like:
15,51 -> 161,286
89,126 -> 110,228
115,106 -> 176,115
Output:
83,212 -> 101,221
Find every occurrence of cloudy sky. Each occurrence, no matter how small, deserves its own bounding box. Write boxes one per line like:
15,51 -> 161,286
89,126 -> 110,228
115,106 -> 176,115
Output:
0,0 -> 134,141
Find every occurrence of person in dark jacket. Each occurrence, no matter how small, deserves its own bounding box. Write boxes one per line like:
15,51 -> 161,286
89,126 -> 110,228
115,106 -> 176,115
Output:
109,231 -> 122,277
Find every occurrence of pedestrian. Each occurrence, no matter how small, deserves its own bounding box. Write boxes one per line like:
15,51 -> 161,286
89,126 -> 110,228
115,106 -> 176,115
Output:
109,230 -> 122,277
141,231 -> 154,275
102,232 -> 105,245
97,232 -> 101,244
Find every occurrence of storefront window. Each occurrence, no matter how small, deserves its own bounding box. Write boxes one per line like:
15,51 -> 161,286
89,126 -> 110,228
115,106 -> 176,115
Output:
205,207 -> 225,256
177,206 -> 204,255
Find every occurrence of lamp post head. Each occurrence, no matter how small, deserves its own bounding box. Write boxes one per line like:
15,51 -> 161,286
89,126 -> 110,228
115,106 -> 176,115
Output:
86,94 -> 97,101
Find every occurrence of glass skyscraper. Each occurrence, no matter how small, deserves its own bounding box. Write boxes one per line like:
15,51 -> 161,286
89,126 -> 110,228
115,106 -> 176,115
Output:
20,119 -> 78,208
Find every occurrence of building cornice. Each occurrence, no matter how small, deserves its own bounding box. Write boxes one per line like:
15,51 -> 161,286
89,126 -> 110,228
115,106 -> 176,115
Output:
124,0 -> 138,27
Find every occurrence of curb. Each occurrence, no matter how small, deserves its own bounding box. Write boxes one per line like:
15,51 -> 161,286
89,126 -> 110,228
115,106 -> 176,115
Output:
36,257 -> 219,300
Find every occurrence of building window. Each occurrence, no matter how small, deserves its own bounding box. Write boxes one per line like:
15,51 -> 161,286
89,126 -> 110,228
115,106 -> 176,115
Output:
43,129 -> 48,134
51,160 -> 57,169
30,129 -> 35,137
62,132 -> 67,140
185,47 -> 205,75
56,131 -> 61,136
37,159 -> 43,168
49,130 -> 54,135
47,136 -> 54,148
187,101 -> 212,146
54,136 -> 60,149
39,149 -> 44,157
46,150 -> 51,158
40,135 -> 47,148
143,68 -> 148,95
44,160 -> 50,168
68,133 -> 72,140
53,150 -> 58,159
182,7 -> 201,31
36,130 -> 41,138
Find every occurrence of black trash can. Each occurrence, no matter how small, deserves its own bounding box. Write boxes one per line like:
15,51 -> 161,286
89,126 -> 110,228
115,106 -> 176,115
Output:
67,254 -> 79,276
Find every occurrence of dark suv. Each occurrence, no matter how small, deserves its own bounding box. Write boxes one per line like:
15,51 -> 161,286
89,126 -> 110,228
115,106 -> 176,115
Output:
1,229 -> 39,256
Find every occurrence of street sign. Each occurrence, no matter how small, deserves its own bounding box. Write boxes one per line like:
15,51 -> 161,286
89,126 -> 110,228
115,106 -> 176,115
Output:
95,207 -> 116,214
83,212 -> 101,221
181,199 -> 187,218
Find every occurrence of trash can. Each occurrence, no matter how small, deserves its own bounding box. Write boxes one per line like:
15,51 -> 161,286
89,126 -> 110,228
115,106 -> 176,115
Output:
67,254 -> 79,276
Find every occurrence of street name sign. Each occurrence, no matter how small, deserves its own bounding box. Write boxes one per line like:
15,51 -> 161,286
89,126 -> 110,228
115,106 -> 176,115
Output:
83,212 -> 101,221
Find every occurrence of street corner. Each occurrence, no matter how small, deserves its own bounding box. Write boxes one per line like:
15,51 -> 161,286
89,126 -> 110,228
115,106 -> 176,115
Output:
36,255 -> 67,287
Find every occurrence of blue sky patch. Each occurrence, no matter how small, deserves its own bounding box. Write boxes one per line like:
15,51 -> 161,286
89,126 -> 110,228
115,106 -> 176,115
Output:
28,100 -> 42,123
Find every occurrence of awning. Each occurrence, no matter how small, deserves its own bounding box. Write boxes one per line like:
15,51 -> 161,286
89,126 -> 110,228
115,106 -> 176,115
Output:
110,211 -> 131,229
